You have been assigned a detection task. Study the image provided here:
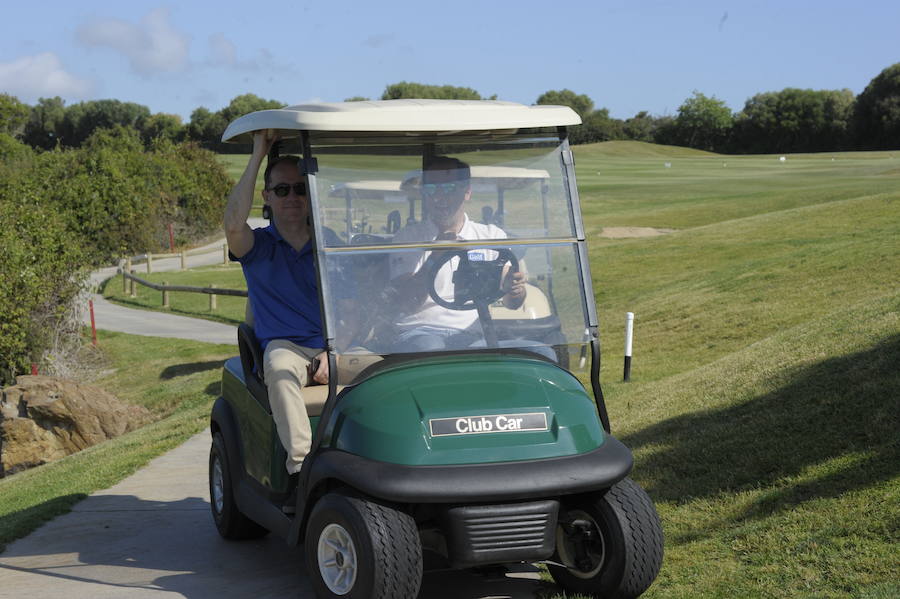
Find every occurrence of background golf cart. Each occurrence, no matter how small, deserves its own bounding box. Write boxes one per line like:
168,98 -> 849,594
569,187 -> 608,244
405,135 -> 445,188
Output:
325,167 -> 568,364
211,100 -> 663,599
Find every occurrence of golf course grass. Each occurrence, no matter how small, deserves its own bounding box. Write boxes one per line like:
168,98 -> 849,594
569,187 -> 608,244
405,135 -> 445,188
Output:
4,141 -> 897,597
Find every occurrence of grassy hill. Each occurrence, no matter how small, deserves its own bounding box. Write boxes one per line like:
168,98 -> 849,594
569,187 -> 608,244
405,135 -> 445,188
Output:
575,140 -> 719,159
579,146 -> 899,597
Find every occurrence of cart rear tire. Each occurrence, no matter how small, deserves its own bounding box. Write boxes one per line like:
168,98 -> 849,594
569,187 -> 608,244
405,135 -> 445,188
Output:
549,477 -> 663,598
209,432 -> 268,540
305,491 -> 422,599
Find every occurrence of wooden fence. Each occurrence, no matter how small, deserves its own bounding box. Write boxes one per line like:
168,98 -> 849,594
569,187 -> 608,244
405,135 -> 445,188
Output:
126,244 -> 230,274
119,270 -> 246,311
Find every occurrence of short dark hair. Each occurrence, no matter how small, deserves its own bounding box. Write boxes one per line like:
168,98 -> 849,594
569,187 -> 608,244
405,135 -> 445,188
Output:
264,155 -> 301,188
424,156 -> 470,181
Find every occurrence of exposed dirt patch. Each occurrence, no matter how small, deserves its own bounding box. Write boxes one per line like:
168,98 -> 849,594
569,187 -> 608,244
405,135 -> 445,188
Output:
599,227 -> 676,238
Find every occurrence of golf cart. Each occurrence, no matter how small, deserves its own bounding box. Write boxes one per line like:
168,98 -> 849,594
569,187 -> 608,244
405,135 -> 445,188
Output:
209,100 -> 663,598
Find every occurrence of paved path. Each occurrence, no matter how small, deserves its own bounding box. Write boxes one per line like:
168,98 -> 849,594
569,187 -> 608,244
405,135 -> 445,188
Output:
82,220 -> 268,346
0,433 -> 542,598
3,224 -> 545,598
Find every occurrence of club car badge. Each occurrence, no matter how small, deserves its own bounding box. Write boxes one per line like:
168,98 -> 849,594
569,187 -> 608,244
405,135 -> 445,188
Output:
429,412 -> 548,437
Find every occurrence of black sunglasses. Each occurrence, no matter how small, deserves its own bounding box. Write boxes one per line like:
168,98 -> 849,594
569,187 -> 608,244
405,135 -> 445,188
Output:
267,182 -> 307,197
421,181 -> 468,197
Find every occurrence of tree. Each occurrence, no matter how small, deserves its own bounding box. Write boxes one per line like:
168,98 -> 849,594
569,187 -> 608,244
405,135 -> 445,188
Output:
623,111 -> 658,142
0,93 -> 29,136
381,82 -> 482,100
651,116 -> 678,146
673,91 -> 733,151
569,108 -> 625,144
140,113 -> 184,146
732,88 -> 854,153
854,62 -> 900,150
344,96 -> 370,102
57,99 -> 151,147
535,89 -> 594,119
219,93 -> 283,124
185,94 -> 282,151
22,97 -> 66,150
186,106 -> 228,148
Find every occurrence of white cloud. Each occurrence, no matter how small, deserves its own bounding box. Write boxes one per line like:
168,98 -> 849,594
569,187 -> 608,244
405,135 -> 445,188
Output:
0,52 -> 92,100
205,34 -> 277,73
208,33 -> 236,67
76,7 -> 189,76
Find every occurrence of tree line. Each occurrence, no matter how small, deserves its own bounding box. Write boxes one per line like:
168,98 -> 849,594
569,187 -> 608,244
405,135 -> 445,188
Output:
1,62 -> 897,155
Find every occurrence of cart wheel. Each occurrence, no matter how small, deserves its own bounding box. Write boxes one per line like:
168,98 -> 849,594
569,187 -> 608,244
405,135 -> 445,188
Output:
305,492 -> 422,599
549,478 -> 663,598
209,432 -> 268,540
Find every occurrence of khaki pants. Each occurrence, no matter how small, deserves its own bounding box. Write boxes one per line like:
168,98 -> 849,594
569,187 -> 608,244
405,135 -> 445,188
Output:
263,339 -> 321,475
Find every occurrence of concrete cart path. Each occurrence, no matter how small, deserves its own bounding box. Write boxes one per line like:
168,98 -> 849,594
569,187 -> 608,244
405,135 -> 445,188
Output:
85,294 -> 237,346
81,219 -> 268,346
0,431 -> 543,598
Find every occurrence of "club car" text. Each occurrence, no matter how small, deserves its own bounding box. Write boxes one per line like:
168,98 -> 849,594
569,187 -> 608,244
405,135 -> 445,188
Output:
429,412 -> 548,437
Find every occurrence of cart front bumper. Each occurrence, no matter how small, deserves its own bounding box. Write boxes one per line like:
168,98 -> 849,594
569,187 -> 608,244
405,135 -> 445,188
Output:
309,435 -> 633,504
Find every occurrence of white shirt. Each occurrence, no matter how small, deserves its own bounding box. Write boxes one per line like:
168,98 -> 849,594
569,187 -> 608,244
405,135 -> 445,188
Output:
390,215 -> 507,331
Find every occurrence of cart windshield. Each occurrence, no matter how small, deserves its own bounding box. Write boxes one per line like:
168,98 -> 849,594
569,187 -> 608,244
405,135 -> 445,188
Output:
309,134 -> 593,384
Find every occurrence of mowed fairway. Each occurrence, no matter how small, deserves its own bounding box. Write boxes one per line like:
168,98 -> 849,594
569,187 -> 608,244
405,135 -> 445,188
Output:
573,142 -> 898,598
101,143 -> 898,597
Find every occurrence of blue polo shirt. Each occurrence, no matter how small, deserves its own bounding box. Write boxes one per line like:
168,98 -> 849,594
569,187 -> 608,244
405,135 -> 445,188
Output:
237,225 -> 324,350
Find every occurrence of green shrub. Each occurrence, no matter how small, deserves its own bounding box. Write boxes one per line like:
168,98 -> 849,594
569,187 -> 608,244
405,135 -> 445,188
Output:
146,138 -> 232,245
15,127 -> 230,265
0,190 -> 86,385
0,127 -> 231,384
0,133 -> 32,163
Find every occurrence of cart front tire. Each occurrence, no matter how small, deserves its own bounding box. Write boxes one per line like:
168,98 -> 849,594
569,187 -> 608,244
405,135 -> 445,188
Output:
209,432 -> 268,540
549,477 -> 663,598
305,492 -> 422,599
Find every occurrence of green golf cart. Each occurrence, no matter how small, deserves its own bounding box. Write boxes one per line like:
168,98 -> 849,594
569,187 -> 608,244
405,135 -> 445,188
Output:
209,99 -> 663,599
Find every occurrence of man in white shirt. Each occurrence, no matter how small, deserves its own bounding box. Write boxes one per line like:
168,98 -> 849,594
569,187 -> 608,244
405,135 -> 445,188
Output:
388,156 -> 526,352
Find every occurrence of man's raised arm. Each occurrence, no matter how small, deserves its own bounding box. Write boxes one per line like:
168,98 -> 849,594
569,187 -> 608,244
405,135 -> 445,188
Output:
224,130 -> 276,258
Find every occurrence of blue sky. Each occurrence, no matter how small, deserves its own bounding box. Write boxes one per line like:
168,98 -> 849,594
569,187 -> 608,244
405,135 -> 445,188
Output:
1,1 -> 897,121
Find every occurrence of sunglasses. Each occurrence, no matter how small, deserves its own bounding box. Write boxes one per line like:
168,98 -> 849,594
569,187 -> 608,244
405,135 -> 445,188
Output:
421,181 -> 468,197
267,182 -> 307,197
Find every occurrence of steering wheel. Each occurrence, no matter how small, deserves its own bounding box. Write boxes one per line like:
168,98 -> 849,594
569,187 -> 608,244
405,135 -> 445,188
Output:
426,248 -> 518,311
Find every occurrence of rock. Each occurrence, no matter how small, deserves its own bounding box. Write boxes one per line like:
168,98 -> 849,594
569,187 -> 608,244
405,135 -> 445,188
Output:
0,375 -> 153,477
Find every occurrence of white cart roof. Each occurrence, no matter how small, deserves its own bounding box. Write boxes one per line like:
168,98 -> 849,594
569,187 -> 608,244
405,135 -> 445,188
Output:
221,99 -> 581,143
328,180 -> 404,194
401,166 -> 550,190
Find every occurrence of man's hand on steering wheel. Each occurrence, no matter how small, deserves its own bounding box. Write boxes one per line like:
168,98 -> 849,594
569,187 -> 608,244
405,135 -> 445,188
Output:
502,270 -> 527,309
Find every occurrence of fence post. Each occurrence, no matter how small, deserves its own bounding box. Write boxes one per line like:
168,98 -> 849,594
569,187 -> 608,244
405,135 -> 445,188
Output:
147,254 -> 153,274
209,284 -> 217,311
125,257 -> 133,294
89,299 -> 97,346
223,244 -> 228,265
181,250 -> 187,270
162,282 -> 170,308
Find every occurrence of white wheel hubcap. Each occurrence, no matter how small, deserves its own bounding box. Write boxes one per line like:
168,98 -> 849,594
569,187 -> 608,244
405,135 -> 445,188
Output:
318,523 -> 358,594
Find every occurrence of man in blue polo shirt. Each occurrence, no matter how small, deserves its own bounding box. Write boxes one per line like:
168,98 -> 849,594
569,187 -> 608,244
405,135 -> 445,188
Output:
224,129 -> 327,510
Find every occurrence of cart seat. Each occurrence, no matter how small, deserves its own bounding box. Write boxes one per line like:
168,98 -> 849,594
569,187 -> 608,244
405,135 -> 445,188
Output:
238,304 -> 341,417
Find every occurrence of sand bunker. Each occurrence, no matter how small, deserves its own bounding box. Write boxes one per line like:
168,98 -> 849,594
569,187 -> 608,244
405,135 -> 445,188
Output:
599,227 -> 675,238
